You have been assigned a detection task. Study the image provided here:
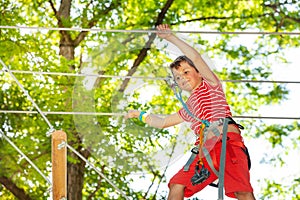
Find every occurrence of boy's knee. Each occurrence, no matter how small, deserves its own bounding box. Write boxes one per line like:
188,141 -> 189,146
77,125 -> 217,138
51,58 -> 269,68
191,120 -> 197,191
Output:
168,184 -> 185,200
234,191 -> 256,200
169,183 -> 185,192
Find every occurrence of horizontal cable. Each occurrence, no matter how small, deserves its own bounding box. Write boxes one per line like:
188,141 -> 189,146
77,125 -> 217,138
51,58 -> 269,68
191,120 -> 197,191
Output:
234,115 -> 300,120
0,60 -> 55,135
0,110 -> 125,116
1,69 -> 299,84
0,69 -> 166,81
222,79 -> 300,84
0,25 -> 300,35
0,110 -> 299,120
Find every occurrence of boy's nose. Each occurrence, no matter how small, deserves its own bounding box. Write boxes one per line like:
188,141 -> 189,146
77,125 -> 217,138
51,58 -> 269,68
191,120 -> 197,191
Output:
177,76 -> 187,83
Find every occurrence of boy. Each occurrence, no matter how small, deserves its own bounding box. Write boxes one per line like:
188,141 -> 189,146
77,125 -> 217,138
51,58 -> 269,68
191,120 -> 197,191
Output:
125,24 -> 255,200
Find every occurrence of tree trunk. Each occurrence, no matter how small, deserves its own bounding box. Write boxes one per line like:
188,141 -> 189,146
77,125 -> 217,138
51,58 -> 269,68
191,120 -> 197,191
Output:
54,0 -> 88,197
66,137 -> 91,200
67,154 -> 86,200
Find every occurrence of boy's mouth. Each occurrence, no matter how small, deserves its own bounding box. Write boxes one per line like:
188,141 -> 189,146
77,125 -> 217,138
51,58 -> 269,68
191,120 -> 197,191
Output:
182,80 -> 190,86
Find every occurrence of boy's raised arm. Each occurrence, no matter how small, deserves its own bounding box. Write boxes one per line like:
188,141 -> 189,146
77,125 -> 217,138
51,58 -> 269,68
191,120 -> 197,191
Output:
156,24 -> 219,85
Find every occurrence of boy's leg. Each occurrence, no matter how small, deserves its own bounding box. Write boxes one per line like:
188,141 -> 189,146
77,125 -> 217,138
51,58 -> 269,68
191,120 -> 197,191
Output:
168,184 -> 185,200
220,133 -> 255,199
234,191 -> 256,200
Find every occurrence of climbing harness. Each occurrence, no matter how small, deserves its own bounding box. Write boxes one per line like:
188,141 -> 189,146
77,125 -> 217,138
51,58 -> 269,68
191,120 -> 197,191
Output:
167,76 -> 245,200
183,117 -> 244,173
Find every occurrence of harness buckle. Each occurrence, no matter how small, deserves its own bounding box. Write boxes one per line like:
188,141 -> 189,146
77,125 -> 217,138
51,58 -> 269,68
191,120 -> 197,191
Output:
191,163 -> 210,185
202,120 -> 210,127
217,117 -> 245,130
191,147 -> 199,154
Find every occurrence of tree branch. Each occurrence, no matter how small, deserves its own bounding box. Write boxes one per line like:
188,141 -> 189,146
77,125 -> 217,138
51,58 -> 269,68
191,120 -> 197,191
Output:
74,0 -> 122,47
87,165 -> 106,200
48,0 -> 57,16
155,0 -> 175,26
0,176 -> 32,200
118,0 -> 174,92
171,13 -> 271,26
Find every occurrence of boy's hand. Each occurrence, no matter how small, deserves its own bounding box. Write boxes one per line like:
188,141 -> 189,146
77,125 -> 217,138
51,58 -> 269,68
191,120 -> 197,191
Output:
156,24 -> 172,39
124,110 -> 140,119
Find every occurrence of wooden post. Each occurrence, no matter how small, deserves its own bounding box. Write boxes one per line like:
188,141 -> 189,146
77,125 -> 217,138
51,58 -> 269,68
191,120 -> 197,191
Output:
52,130 -> 67,200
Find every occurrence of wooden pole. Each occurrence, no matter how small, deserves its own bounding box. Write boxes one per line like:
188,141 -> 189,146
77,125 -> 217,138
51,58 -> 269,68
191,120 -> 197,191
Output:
52,130 -> 67,200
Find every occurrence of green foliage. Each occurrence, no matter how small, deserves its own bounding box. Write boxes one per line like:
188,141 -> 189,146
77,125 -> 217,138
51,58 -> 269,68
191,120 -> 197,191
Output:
260,178 -> 300,200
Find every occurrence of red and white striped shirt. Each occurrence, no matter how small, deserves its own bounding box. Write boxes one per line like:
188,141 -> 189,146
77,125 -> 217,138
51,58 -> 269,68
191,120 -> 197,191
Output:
178,78 -> 232,135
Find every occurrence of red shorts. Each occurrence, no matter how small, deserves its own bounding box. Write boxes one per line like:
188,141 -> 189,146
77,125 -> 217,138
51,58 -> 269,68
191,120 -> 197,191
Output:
168,132 -> 253,198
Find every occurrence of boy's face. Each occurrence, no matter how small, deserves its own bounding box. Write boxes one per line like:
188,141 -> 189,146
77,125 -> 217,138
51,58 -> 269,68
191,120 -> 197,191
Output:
172,61 -> 202,92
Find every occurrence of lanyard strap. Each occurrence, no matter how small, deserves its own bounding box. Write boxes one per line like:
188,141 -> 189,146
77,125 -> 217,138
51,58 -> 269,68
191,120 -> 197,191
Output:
171,84 -> 210,127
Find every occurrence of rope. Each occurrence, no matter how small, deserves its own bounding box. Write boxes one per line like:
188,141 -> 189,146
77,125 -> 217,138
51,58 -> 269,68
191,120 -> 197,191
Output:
234,116 -> 300,120
171,85 -> 210,126
0,69 -> 166,81
0,110 -> 126,116
0,129 -> 52,185
0,25 -> 300,35
0,110 -> 299,120
1,69 -> 300,84
0,59 -> 55,134
66,143 -> 130,200
222,79 -> 300,84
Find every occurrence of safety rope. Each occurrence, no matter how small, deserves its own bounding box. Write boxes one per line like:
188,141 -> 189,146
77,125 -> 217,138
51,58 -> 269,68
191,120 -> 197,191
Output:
0,110 -> 126,116
166,77 -> 210,127
0,69 -> 166,81
0,110 -> 299,120
2,69 -> 299,84
172,87 -> 210,127
0,25 -> 300,35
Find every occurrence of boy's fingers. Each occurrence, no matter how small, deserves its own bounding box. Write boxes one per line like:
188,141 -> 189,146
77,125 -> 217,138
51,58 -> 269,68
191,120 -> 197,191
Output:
125,110 -> 139,119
